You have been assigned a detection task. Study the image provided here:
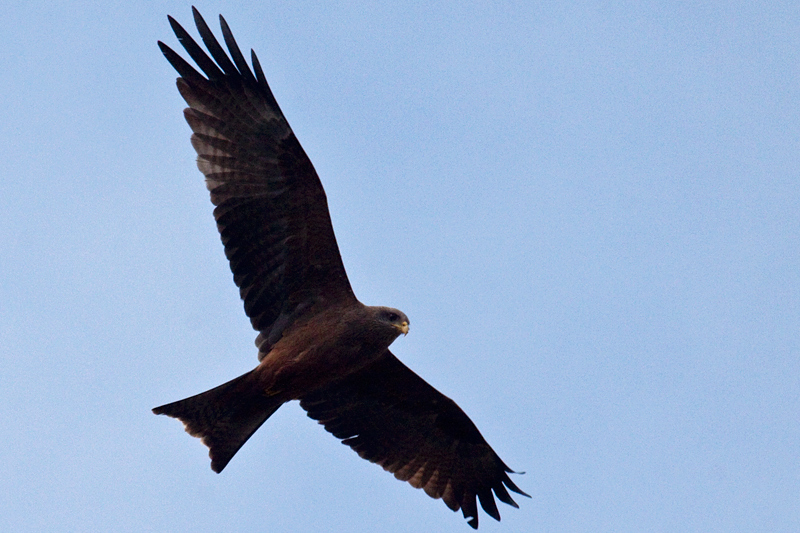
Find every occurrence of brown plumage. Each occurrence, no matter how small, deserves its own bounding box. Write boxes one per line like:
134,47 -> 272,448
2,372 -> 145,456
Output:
153,7 -> 528,529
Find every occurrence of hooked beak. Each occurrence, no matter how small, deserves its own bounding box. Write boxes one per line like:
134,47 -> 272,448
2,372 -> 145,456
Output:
397,321 -> 409,336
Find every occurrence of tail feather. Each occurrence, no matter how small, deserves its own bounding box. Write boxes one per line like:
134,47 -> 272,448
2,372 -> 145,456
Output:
153,369 -> 283,473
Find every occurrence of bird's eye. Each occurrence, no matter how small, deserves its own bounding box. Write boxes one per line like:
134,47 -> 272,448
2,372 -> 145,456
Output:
387,312 -> 399,322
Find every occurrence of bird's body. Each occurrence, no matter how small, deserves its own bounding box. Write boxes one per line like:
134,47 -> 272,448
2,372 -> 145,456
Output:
154,303 -> 408,473
154,8 -> 527,528
254,304 -> 409,398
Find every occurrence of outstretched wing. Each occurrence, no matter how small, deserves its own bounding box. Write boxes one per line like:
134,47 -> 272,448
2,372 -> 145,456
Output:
160,8 -> 356,356
299,351 -> 529,529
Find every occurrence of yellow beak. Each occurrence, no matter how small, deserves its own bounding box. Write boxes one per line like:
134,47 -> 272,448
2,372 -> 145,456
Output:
397,321 -> 409,335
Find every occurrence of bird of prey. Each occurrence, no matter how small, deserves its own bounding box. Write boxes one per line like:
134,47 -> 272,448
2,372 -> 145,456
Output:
153,8 -> 528,529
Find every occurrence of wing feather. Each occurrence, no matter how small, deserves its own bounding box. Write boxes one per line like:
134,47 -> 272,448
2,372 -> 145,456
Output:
167,15 -> 224,80
161,11 -> 356,355
191,9 -> 239,77
218,13 -> 258,85
300,351 -> 529,529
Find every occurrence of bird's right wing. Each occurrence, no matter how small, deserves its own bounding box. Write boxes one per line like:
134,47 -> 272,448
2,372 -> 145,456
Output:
160,8 -> 356,356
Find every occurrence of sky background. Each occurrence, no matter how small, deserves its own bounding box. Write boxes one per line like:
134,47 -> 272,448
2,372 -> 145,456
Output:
2,1 -> 799,531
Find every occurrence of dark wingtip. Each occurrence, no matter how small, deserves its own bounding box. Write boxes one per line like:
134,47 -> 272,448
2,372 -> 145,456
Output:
478,488 -> 501,522
157,41 -> 183,72
251,50 -> 266,85
504,470 -> 531,498
156,40 -> 173,59
191,6 -> 206,31
167,14 -> 183,37
218,13 -> 257,83
493,481 -> 520,508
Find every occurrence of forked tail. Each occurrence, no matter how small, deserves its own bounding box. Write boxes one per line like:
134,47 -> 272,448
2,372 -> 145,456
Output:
153,369 -> 283,472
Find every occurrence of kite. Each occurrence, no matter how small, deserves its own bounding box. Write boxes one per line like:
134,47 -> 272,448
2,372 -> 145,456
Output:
153,8 -> 528,528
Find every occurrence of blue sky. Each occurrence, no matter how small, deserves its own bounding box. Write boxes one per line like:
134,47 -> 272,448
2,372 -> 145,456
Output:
2,1 -> 799,531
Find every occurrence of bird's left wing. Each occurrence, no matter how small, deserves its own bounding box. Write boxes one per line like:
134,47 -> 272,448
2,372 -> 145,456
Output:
299,351 -> 528,529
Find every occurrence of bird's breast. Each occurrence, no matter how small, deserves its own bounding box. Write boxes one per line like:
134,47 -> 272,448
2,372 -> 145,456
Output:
254,321 -> 386,398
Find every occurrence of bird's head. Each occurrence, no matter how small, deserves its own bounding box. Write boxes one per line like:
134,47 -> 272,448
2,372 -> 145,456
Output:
370,306 -> 410,338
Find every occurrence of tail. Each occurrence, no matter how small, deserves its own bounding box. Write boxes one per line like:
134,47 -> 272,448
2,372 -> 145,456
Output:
153,369 -> 283,473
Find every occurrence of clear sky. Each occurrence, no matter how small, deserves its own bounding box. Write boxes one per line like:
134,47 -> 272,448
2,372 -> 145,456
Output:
3,1 -> 799,532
